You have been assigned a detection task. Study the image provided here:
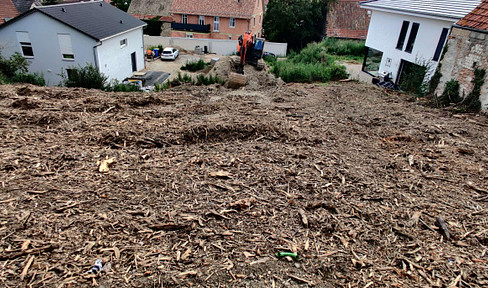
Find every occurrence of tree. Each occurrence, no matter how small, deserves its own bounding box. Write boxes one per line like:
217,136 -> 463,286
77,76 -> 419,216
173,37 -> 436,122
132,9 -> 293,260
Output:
111,0 -> 131,12
263,0 -> 336,51
42,0 -> 60,5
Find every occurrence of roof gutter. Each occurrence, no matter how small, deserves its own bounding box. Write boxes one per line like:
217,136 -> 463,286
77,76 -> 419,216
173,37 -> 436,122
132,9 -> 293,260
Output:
452,23 -> 488,34
359,4 -> 461,23
98,24 -> 147,42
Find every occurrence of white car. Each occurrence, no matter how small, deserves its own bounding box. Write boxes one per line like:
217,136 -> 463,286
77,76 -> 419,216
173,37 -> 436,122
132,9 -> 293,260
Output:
161,47 -> 179,60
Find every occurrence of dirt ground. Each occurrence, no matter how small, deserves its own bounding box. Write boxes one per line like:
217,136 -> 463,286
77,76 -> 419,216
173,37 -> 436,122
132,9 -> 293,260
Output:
1,62 -> 488,288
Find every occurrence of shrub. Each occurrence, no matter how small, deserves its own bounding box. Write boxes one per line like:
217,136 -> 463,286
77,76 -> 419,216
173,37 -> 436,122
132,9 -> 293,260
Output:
12,72 -> 46,86
324,64 -> 349,81
439,80 -> 461,106
196,73 -> 224,86
181,59 -> 208,72
0,52 -> 29,78
290,42 -> 332,65
63,64 -> 107,90
107,80 -> 141,92
460,68 -> 485,113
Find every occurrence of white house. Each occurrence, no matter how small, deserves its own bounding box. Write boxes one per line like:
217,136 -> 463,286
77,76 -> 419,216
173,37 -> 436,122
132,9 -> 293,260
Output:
359,0 -> 481,86
0,1 -> 147,86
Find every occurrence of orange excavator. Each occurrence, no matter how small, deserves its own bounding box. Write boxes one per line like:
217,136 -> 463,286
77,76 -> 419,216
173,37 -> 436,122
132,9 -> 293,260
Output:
228,31 -> 265,88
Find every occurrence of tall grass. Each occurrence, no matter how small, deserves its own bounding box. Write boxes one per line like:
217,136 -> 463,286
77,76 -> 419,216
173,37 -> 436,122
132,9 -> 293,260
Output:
321,38 -> 365,57
269,41 -> 349,83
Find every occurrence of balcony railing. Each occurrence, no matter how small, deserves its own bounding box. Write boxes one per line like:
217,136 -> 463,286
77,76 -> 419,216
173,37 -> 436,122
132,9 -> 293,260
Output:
171,22 -> 211,33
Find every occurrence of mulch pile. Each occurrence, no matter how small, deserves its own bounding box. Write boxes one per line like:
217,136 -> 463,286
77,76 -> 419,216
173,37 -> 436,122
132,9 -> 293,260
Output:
0,82 -> 487,287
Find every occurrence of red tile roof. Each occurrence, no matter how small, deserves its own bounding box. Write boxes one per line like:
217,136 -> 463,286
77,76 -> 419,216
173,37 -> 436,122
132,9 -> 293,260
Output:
457,0 -> 488,31
0,0 -> 19,24
170,0 -> 258,19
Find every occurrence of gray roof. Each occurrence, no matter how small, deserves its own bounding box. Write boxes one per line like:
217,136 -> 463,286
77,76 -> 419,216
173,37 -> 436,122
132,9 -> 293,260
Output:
360,0 -> 482,21
26,1 -> 146,40
11,0 -> 34,14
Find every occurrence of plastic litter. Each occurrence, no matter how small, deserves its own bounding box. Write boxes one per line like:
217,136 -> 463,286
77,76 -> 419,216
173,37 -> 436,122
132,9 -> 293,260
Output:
276,251 -> 299,260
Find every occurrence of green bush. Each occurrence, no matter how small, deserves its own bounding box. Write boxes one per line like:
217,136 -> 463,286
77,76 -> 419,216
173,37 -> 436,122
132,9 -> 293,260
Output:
290,42 -> 332,65
0,52 -> 29,78
196,73 -> 224,86
63,64 -> 108,90
460,68 -> 485,113
12,72 -> 46,86
439,80 -> 461,106
263,55 -> 277,66
107,80 -> 141,92
181,59 -> 209,72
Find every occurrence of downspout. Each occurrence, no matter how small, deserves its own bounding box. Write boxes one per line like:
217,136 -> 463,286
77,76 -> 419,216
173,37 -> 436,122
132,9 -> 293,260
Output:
93,40 -> 102,71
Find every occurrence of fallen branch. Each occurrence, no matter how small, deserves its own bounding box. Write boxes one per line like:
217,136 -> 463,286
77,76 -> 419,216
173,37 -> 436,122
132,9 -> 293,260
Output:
0,244 -> 58,260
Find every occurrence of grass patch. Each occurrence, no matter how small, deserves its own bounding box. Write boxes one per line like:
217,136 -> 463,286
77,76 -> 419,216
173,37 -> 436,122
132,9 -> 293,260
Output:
268,41 -> 349,83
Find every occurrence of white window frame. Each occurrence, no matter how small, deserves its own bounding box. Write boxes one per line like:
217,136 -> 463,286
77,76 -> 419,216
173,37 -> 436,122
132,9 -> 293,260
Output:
182,14 -> 188,24
198,15 -> 205,25
58,33 -> 74,60
120,38 -> 127,48
213,16 -> 220,32
16,31 -> 34,58
229,17 -> 236,28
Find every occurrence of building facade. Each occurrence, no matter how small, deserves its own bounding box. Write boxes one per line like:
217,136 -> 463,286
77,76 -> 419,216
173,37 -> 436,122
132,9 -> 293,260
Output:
170,0 -> 264,40
436,0 -> 488,111
360,0 -> 481,85
0,1 -> 146,86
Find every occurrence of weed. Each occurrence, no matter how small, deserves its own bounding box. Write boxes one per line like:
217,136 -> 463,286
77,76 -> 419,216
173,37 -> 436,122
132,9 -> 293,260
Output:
181,59 -> 209,72
439,80 -> 461,106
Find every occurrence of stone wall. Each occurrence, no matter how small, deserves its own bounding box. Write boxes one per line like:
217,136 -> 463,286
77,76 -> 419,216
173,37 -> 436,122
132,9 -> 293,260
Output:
437,27 -> 488,111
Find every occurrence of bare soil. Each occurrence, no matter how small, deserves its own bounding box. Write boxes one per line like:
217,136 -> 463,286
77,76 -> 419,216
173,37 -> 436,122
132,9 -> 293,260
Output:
1,78 -> 488,287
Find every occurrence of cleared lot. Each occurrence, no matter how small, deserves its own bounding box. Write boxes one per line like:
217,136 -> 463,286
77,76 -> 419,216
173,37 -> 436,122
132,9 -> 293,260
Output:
0,81 -> 487,287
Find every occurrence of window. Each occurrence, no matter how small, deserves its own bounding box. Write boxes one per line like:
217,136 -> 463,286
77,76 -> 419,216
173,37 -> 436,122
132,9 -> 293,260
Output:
396,21 -> 409,50
405,22 -> 420,53
213,16 -> 220,31
253,16 -> 255,27
58,33 -> 74,59
186,33 -> 193,38
229,17 -> 236,28
120,38 -> 127,48
433,28 -> 449,61
228,35 -> 232,40
16,31 -> 34,57
181,14 -> 188,24
199,15 -> 205,25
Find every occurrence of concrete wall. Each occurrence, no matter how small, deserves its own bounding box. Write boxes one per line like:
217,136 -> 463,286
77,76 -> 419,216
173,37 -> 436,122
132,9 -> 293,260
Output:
144,35 -> 287,56
0,11 -> 97,86
365,10 -> 454,81
436,27 -> 488,111
97,27 -> 146,83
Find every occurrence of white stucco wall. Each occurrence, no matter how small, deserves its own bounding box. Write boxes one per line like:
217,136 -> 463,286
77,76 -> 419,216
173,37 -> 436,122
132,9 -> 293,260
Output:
96,27 -> 145,83
0,12 -> 97,86
365,10 -> 455,82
